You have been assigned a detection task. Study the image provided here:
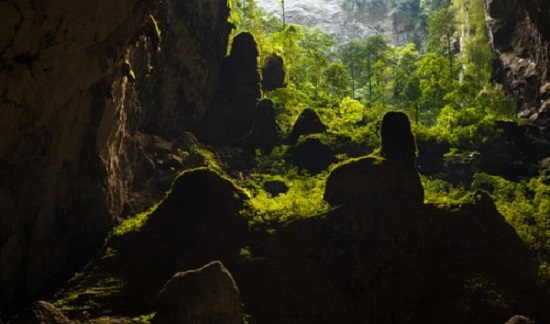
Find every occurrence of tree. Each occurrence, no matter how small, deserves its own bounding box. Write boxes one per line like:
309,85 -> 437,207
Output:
417,53 -> 453,124
362,35 -> 389,101
325,60 -> 352,98
394,43 -> 419,99
427,7 -> 458,80
338,39 -> 362,98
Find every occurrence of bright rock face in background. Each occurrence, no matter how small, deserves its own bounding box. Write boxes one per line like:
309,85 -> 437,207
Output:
254,0 -> 421,44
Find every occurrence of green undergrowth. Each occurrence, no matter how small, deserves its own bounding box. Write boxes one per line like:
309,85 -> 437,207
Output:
53,272 -> 125,316
241,170 -> 331,225
112,202 -> 162,237
239,148 -> 332,226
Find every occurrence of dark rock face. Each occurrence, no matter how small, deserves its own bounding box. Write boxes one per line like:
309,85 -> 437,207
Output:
0,0 -> 160,314
486,0 -> 550,133
139,0 -> 232,135
154,261 -> 243,324
261,54 -> 285,91
0,0 -> 242,315
292,136 -> 336,174
53,168 -> 249,317
52,169 -> 550,324
245,99 -> 280,153
287,108 -> 328,144
195,32 -> 262,145
10,301 -> 71,324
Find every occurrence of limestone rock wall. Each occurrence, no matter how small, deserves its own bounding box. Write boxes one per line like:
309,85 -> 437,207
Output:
485,0 -> 550,132
139,0 -> 231,136
0,0 -> 234,315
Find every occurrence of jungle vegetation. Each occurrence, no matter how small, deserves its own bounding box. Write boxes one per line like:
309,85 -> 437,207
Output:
223,0 -> 550,283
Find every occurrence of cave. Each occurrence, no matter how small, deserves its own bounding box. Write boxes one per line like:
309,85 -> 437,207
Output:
1,0 -> 550,323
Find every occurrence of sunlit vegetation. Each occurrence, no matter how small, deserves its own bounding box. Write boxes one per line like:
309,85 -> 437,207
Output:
225,0 -> 550,282
112,202 -> 162,236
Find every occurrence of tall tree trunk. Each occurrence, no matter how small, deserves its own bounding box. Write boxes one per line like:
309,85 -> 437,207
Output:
446,31 -> 454,80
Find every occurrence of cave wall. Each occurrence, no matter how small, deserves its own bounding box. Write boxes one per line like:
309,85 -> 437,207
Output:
0,0 -> 157,311
139,0 -> 231,136
485,0 -> 550,132
0,0 -> 233,314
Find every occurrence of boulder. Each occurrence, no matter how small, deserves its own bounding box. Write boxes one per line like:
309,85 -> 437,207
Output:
442,151 -> 482,185
325,111 -> 423,207
261,54 -> 285,91
292,136 -> 336,175
245,99 -> 280,153
10,301 -> 72,324
153,261 -> 243,324
263,180 -> 289,197
324,112 -> 424,242
287,108 -> 327,144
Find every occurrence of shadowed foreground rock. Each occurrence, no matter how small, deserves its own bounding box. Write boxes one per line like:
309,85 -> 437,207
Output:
505,315 -> 535,324
10,301 -> 71,324
49,115 -> 550,323
154,261 -> 243,324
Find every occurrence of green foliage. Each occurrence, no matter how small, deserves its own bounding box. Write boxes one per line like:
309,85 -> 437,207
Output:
224,0 -> 550,287
112,202 -> 161,236
54,275 -> 125,315
240,149 -> 331,226
422,176 -> 468,207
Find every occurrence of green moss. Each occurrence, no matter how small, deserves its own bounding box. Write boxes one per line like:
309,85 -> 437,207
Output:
241,168 -> 330,225
54,276 -> 125,315
112,202 -> 161,236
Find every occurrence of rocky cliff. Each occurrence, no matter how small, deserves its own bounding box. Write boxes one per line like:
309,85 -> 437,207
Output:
0,0 -> 239,316
0,0 -> 157,313
2,0 -> 550,320
486,0 -> 550,133
255,0 -> 423,45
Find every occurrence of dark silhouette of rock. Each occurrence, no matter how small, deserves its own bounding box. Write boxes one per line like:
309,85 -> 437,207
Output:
153,261 -> 243,324
324,155 -> 424,208
442,151 -> 482,185
52,168 -> 249,318
325,111 -> 424,208
292,136 -> 336,174
261,54 -> 285,91
416,134 -> 450,175
10,301 -> 72,324
287,108 -> 327,144
380,111 -> 417,170
51,169 -> 550,324
245,99 -> 280,153
263,180 -> 289,197
196,32 -> 261,145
